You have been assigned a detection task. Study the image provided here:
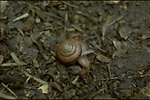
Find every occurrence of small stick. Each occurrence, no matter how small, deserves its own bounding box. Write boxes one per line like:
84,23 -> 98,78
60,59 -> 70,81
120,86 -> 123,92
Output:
72,75 -> 80,84
0,62 -> 26,67
87,88 -> 105,99
102,14 -> 126,41
0,92 -> 16,99
22,70 -> 48,85
107,64 -> 112,78
62,1 -> 78,8
107,14 -> 126,27
13,13 -> 29,22
1,83 -> 17,98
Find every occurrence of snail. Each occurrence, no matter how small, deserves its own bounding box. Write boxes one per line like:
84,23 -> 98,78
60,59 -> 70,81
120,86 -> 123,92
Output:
56,39 -> 93,75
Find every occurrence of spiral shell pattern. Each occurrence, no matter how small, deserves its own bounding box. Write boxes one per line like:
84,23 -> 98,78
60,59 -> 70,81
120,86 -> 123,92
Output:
56,39 -> 82,64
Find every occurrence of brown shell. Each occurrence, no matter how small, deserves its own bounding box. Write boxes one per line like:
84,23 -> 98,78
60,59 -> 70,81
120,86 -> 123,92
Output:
56,39 -> 82,64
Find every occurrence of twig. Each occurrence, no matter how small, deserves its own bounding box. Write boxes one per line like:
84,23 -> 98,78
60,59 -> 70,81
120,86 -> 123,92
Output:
13,13 -> 29,22
0,62 -> 26,67
76,11 -> 92,22
22,70 -> 48,85
10,52 -> 21,64
50,50 -> 56,57
72,24 -> 85,33
95,77 -> 119,81
64,13 -> 68,34
102,14 -> 126,41
107,14 -> 126,27
1,83 -> 17,98
107,64 -> 111,78
0,52 -> 27,67
10,52 -> 27,66
53,26 -> 64,31
15,26 -> 25,36
87,88 -> 105,99
90,41 -> 107,53
72,75 -> 80,84
45,12 -> 63,20
0,55 -> 3,64
0,92 -> 16,99
62,1 -> 78,8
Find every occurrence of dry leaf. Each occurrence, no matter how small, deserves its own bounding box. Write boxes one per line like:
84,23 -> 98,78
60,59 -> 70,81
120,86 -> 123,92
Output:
119,25 -> 132,40
38,84 -> 49,94
113,39 -> 122,50
141,87 -> 150,97
141,82 -> 150,97
96,53 -> 111,63
32,59 -> 39,68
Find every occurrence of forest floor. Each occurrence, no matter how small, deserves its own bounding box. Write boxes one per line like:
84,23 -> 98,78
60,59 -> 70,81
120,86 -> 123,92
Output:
0,1 -> 150,99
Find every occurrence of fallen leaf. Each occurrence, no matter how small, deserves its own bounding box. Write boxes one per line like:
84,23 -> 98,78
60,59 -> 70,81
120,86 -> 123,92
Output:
113,39 -> 122,50
38,84 -> 49,94
119,25 -> 132,40
96,53 -> 111,63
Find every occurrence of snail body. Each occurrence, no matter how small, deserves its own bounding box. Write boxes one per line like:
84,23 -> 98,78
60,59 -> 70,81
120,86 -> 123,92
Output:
56,39 -> 92,75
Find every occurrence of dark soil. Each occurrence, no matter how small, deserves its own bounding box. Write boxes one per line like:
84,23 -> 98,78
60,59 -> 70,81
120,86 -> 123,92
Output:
0,1 -> 150,99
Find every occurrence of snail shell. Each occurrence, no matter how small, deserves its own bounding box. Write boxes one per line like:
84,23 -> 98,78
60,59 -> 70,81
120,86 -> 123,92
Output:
56,39 -> 86,64
56,38 -> 92,75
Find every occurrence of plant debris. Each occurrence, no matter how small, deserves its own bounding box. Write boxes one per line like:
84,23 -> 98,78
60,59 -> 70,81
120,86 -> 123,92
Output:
0,1 -> 150,99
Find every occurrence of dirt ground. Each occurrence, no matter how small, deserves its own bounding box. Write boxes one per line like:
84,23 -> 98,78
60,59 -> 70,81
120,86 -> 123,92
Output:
0,1 -> 150,99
